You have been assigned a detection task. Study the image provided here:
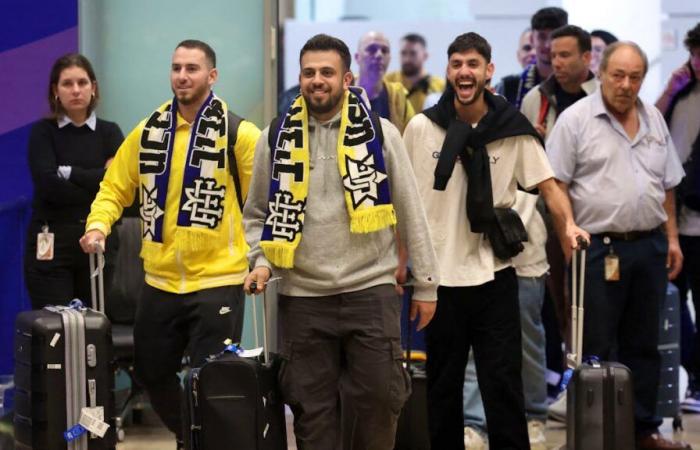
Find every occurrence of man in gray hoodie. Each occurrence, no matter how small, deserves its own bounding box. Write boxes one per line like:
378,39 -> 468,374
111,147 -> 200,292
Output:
243,33 -> 439,450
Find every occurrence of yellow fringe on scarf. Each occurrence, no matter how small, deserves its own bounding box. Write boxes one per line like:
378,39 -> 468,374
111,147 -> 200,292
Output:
349,204 -> 397,233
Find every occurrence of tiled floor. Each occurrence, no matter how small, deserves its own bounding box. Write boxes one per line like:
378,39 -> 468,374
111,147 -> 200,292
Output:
112,408 -> 700,450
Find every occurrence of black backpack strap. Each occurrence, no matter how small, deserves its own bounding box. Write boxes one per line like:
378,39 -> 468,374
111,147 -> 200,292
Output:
226,110 -> 244,210
267,116 -> 282,151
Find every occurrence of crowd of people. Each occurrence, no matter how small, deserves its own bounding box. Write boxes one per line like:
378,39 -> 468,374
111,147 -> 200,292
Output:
25,5 -> 700,450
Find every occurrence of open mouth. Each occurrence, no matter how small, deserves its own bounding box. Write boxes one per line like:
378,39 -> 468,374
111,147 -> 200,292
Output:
456,80 -> 476,97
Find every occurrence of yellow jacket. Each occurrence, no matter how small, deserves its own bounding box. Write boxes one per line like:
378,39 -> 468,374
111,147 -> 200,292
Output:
385,72 -> 445,113
86,110 -> 261,294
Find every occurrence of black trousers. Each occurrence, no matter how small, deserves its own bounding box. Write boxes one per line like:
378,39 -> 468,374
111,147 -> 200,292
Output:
425,268 -> 529,450
24,220 -> 118,309
581,232 -> 666,433
133,283 -> 245,441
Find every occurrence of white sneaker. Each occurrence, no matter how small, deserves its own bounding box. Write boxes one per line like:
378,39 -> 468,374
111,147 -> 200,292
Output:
548,391 -> 567,422
527,420 -> 547,450
464,426 -> 487,450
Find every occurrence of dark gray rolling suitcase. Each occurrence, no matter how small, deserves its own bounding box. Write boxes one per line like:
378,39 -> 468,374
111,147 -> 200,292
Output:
565,242 -> 635,450
657,283 -> 683,430
184,280 -> 286,450
14,251 -> 115,450
394,286 -> 429,450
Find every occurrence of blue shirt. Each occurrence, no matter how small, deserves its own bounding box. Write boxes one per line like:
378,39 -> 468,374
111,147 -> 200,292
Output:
546,88 -> 684,234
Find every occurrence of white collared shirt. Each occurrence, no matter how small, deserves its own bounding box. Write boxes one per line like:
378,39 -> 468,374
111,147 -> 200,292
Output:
547,89 -> 684,234
57,111 -> 97,130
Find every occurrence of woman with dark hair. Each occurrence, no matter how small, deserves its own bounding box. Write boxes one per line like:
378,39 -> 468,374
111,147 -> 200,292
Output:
24,53 -> 123,309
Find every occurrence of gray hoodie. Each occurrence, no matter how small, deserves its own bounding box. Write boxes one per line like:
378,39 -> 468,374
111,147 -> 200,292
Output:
243,110 -> 439,300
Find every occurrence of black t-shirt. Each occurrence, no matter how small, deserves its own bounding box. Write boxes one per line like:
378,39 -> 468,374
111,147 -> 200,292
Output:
554,83 -> 587,113
28,117 -> 124,222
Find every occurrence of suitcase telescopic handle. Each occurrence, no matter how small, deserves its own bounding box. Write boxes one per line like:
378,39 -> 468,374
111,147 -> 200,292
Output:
89,245 -> 105,313
248,277 -> 281,365
568,237 -> 588,369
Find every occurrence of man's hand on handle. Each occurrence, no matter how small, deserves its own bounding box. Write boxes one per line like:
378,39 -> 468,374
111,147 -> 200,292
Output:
244,266 -> 272,294
79,230 -> 106,253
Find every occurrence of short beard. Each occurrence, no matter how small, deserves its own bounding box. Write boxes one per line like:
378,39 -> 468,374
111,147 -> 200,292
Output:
303,90 -> 344,116
402,63 -> 420,77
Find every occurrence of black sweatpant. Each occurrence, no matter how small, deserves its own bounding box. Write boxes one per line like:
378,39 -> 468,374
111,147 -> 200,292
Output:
425,268 -> 529,450
133,283 -> 245,440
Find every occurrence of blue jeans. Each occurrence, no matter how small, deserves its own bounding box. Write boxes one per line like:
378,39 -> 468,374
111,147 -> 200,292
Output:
464,275 -> 548,429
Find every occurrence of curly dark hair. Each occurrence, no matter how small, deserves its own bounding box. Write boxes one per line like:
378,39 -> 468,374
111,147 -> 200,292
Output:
684,22 -> 700,51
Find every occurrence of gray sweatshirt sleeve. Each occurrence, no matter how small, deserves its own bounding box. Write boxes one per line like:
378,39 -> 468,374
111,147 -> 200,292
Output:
380,118 -> 440,300
243,126 -> 273,272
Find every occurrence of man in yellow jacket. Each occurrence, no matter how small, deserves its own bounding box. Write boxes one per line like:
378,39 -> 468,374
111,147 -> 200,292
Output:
80,39 -> 260,448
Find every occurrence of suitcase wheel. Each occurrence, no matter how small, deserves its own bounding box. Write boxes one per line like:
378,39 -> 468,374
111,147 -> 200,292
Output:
673,415 -> 683,432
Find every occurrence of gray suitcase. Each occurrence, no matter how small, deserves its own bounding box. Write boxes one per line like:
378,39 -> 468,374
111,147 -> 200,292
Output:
565,243 -> 635,450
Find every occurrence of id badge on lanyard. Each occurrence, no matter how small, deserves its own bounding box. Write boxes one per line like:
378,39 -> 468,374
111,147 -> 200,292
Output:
37,224 -> 54,260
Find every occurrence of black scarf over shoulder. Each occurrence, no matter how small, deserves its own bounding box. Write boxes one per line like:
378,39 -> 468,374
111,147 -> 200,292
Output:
423,85 -> 542,233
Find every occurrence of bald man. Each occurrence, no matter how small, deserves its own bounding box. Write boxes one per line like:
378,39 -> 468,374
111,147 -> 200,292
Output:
355,31 -> 414,133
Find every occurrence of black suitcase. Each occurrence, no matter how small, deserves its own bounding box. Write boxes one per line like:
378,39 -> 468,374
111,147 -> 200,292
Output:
657,283 -> 682,430
184,281 -> 287,450
565,242 -> 635,450
394,285 -> 430,450
14,252 -> 115,450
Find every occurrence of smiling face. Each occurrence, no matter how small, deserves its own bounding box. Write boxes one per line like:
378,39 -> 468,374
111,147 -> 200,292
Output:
53,66 -> 95,119
447,49 -> 494,108
299,49 -> 352,121
170,46 -> 217,107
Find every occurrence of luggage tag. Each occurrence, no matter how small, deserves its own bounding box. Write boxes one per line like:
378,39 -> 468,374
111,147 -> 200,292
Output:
37,224 -> 54,260
79,407 -> 110,438
603,237 -> 620,281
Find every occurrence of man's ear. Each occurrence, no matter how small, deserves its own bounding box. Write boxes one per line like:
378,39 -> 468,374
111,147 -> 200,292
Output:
208,67 -> 219,87
343,71 -> 353,89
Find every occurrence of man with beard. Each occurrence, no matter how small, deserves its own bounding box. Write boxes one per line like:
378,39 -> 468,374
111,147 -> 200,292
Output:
403,32 -> 588,450
385,33 -> 445,113
80,40 -> 260,449
243,34 -> 439,449
547,42 -> 689,450
355,31 -> 414,133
